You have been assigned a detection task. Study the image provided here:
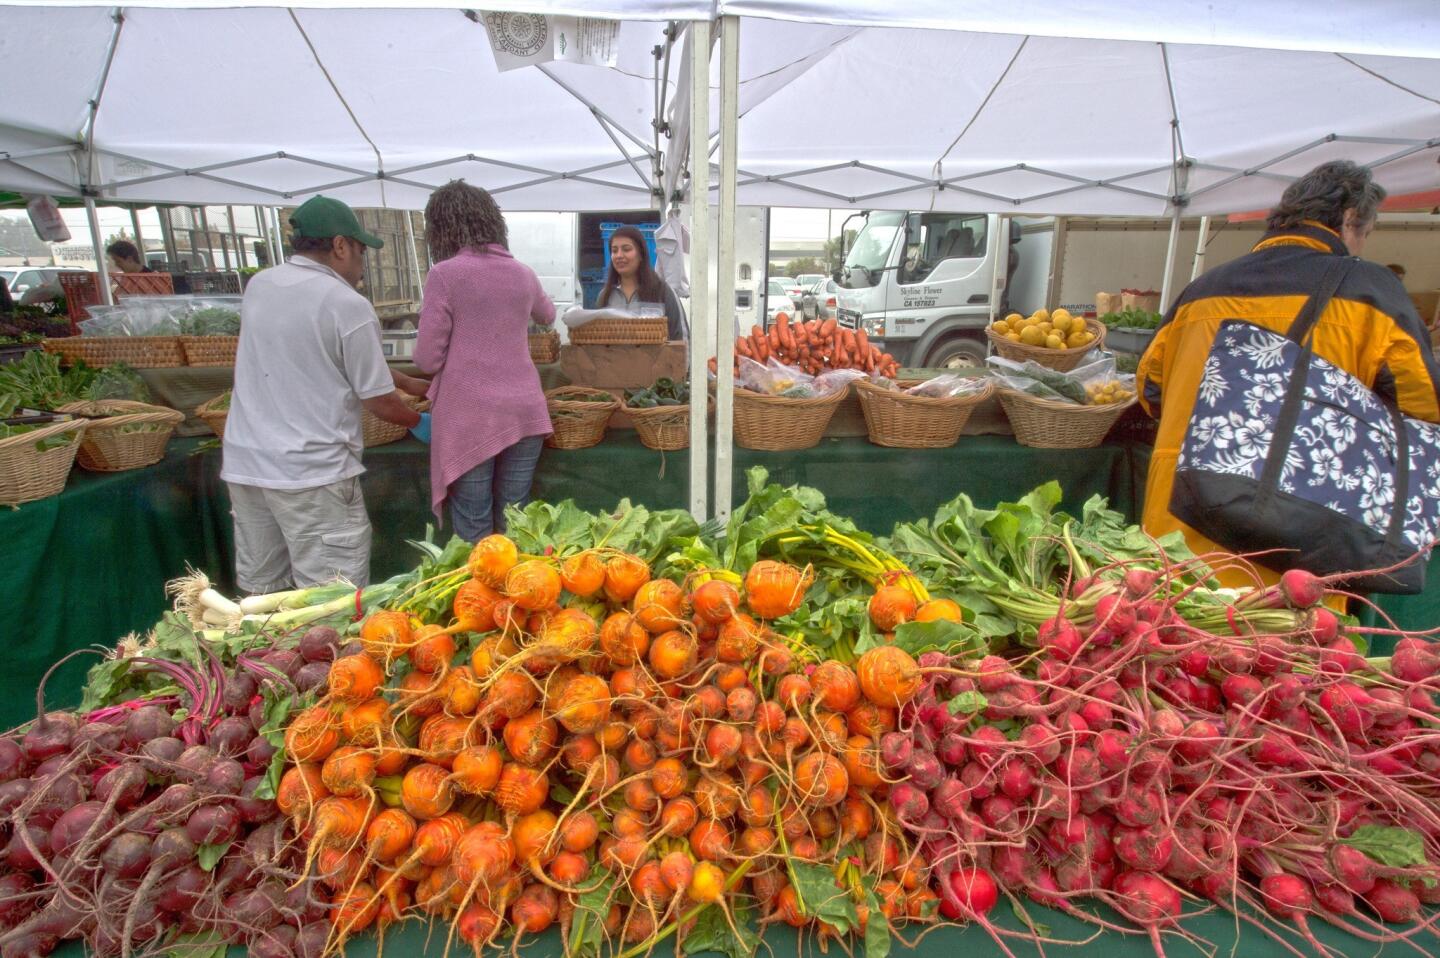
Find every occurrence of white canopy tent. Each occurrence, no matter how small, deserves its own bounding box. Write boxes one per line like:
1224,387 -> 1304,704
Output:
2,2 -> 1438,519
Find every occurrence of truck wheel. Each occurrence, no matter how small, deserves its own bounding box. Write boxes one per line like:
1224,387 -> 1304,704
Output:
924,335 -> 987,369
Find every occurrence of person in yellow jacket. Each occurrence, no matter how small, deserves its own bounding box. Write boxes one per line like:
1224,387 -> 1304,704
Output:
1137,160 -> 1440,593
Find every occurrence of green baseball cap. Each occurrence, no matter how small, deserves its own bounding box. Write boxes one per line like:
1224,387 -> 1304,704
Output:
289,195 -> 383,249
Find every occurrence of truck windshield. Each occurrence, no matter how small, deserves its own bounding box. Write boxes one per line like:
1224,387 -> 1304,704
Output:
841,211 -> 904,288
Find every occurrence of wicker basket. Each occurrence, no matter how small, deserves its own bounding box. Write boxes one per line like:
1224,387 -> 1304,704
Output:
855,378 -> 995,448
987,318 -> 1107,372
568,318 -> 667,345
43,336 -> 185,369
733,386 -> 848,451
625,401 -> 697,451
362,395 -> 429,448
194,392 -> 425,446
546,386 -> 620,449
996,389 -> 1136,449
0,418 -> 87,506
56,400 -> 186,472
528,331 -> 560,365
180,335 -> 239,367
195,393 -> 230,438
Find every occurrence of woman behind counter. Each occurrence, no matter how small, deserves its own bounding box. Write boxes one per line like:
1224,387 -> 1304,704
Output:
414,181 -> 556,541
596,225 -> 688,340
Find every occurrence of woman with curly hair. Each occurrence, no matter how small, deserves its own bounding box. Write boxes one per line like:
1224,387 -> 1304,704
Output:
414,180 -> 556,540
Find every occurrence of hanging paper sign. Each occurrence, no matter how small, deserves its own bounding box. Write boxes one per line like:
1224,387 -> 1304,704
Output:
483,12 -> 554,71
482,13 -> 620,72
555,18 -> 620,68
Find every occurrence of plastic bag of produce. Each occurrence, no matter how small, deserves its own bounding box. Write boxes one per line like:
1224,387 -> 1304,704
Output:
180,297 -> 242,336
812,367 -> 867,397
734,356 -> 814,396
905,374 -> 988,399
79,305 -> 133,336
986,355 -> 1091,404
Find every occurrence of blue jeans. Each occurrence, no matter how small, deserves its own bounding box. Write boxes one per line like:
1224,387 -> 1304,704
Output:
448,435 -> 545,542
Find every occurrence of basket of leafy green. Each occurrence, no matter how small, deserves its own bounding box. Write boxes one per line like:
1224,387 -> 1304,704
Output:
623,377 -> 698,450
0,416 -> 87,505
545,386 -> 620,449
194,391 -> 232,438
1100,306 -> 1162,354
178,305 -> 241,365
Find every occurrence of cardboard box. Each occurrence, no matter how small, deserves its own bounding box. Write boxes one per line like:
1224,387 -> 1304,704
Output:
560,343 -> 688,428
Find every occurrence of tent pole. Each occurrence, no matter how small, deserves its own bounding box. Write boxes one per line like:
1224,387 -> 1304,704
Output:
258,206 -> 276,268
713,15 -> 740,522
1190,214 -> 1210,280
271,208 -> 287,263
85,196 -> 114,306
1159,209 -> 1181,310
404,211 -> 423,305
686,20 -> 712,523
129,207 -> 144,264
159,208 -> 178,268
228,205 -> 246,269
989,215 -> 1008,321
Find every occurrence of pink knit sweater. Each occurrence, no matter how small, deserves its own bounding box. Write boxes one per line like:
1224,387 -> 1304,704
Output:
415,245 -> 556,517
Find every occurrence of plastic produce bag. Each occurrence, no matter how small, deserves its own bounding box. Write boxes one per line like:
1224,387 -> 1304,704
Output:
904,374 -> 988,399
986,355 -> 1090,404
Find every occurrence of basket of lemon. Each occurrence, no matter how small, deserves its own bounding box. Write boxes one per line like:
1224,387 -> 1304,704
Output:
986,308 -> 1105,372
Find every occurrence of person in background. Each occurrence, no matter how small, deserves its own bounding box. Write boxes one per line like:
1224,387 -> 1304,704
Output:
597,225 -> 687,340
1138,160 -> 1440,599
414,181 -> 556,541
105,240 -> 153,274
221,195 -> 428,594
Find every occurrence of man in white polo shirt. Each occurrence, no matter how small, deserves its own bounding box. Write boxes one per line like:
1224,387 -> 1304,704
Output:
221,195 -> 428,593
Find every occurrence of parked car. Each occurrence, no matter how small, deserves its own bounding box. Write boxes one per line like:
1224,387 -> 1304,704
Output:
778,277 -> 807,308
765,279 -> 795,327
801,277 -> 840,321
2,267 -> 85,305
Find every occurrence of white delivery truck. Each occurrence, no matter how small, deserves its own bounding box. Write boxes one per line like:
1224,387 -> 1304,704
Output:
834,210 -> 1027,367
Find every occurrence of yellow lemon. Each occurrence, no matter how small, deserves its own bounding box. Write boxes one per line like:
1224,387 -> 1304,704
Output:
1045,333 -> 1064,349
1052,307 -> 1072,322
1052,315 -> 1073,334
1066,332 -> 1087,349
1004,312 -> 1023,325
991,321 -> 1009,334
1032,308 -> 1050,323
1019,325 -> 1045,346
1005,332 -> 1022,342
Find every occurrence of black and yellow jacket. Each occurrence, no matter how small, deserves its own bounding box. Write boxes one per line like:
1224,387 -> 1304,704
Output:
1136,222 -> 1440,590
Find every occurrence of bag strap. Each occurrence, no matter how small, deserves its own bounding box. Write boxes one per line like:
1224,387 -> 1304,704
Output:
1282,255 -> 1355,345
1256,257 -> 1354,501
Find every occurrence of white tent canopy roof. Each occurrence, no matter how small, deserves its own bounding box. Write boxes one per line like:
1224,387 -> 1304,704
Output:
0,5 -> 677,210
720,20 -> 1440,215
1,3 -> 1437,215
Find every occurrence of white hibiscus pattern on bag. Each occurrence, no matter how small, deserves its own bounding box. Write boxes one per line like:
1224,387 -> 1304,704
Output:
1180,321 -> 1440,551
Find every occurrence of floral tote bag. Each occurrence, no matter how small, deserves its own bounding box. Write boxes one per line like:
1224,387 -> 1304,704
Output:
1170,258 -> 1440,594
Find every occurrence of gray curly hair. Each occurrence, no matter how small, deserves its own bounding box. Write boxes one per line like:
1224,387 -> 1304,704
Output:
1266,160 -> 1386,233
424,180 -> 508,262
